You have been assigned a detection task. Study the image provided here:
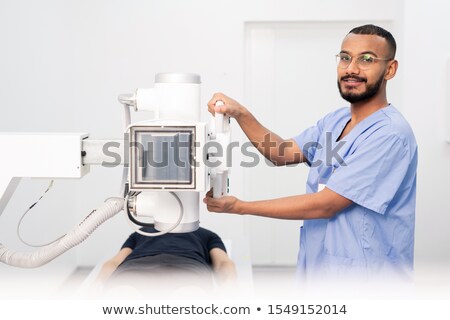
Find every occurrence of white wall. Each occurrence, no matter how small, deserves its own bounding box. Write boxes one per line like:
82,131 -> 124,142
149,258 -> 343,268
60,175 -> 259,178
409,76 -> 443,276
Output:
402,0 -> 450,270
0,0 -> 449,286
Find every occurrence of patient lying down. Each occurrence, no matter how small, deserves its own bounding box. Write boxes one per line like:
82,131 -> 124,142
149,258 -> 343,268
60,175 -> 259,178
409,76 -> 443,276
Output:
90,226 -> 237,298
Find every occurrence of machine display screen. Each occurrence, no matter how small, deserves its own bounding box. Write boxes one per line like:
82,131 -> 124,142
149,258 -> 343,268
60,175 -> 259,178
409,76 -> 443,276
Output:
141,131 -> 192,183
130,126 -> 195,189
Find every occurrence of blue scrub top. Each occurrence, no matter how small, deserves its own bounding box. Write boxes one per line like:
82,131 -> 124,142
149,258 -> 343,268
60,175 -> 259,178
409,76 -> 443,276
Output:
293,104 -> 417,280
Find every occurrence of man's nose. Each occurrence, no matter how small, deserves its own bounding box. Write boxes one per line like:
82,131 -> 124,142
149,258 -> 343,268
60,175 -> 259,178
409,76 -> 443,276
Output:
345,58 -> 360,74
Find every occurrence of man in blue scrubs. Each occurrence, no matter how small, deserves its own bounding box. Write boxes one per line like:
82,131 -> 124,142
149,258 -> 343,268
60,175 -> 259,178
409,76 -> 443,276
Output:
204,24 -> 417,280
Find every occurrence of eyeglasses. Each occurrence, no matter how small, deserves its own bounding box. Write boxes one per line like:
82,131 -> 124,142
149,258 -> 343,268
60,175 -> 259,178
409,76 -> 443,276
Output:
335,53 -> 393,70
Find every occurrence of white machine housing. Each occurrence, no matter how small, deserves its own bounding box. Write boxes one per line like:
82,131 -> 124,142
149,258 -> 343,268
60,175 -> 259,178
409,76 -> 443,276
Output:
122,73 -> 229,234
125,120 -> 208,234
0,133 -> 89,214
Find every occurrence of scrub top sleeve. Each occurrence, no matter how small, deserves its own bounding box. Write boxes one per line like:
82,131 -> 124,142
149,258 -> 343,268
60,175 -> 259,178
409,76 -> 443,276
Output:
121,232 -> 137,250
326,133 -> 410,214
206,231 -> 227,253
292,118 -> 325,166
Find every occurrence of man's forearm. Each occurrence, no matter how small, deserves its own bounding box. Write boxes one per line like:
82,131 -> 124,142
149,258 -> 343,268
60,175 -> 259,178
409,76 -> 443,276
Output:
214,261 -> 237,286
235,191 -> 348,220
236,194 -> 325,220
95,261 -> 119,284
237,108 -> 303,165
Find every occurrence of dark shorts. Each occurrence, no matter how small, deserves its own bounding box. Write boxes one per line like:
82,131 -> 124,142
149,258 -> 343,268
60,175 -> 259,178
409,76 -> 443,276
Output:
106,254 -> 214,294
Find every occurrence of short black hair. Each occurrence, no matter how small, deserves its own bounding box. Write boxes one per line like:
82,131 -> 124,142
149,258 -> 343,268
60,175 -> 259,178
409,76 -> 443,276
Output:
348,24 -> 396,59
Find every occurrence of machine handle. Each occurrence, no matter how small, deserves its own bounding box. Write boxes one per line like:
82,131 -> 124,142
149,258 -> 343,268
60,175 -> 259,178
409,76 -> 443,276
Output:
211,100 -> 230,198
215,100 -> 225,133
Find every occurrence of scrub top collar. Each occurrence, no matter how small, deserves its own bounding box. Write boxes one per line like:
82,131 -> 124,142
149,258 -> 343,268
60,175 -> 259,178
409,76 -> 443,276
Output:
336,103 -> 392,143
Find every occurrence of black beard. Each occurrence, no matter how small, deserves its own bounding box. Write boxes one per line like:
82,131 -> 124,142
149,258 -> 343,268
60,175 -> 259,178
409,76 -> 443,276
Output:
338,74 -> 384,104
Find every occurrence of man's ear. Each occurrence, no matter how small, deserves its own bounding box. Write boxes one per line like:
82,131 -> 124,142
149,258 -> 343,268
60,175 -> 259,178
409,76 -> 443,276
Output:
385,59 -> 398,80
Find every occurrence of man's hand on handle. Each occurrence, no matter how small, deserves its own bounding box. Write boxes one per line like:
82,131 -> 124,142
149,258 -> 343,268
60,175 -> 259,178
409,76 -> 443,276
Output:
203,188 -> 242,214
207,92 -> 246,119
